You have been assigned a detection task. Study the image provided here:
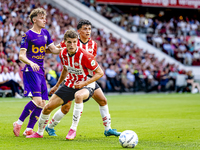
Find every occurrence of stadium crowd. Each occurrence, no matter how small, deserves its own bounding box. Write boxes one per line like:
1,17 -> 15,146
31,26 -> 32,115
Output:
0,0 -> 199,98
79,0 -> 200,66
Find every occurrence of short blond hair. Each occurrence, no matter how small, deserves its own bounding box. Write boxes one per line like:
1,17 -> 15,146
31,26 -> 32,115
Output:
29,8 -> 46,24
64,30 -> 78,41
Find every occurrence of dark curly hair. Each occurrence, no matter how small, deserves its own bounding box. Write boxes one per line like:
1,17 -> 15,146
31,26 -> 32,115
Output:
77,20 -> 92,30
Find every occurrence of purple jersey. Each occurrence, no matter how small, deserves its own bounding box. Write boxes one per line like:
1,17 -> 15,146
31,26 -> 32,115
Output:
20,28 -> 53,75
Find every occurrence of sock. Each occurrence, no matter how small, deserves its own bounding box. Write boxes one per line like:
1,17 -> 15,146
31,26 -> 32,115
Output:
27,107 -> 42,129
37,113 -> 50,135
70,103 -> 83,131
16,119 -> 23,125
26,128 -> 32,131
48,108 -> 65,129
18,101 -> 37,122
99,105 -> 111,131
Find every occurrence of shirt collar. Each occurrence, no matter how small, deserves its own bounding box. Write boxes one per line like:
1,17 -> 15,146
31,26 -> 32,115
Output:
67,48 -> 78,57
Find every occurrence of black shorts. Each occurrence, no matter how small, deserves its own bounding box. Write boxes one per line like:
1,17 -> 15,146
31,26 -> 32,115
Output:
94,82 -> 100,91
82,82 -> 100,103
55,84 -> 94,105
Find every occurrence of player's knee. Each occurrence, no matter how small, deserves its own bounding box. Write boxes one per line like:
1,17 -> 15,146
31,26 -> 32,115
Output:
43,103 -> 53,114
99,97 -> 107,106
40,101 -> 46,108
37,102 -> 45,108
75,92 -> 84,102
61,105 -> 71,114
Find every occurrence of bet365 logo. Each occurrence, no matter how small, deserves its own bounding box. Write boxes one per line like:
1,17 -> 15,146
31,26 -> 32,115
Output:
32,44 -> 46,53
32,44 -> 46,59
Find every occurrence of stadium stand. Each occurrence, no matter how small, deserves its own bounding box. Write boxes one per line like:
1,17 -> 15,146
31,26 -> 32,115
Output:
0,0 -> 199,97
78,0 -> 200,66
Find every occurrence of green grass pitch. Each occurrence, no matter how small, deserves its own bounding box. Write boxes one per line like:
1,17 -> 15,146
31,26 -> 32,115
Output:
0,93 -> 200,150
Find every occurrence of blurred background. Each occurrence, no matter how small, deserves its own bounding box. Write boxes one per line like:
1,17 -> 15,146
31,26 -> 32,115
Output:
1,0 -> 200,98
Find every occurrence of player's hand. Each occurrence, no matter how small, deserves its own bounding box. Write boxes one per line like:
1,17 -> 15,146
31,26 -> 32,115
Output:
30,62 -> 40,71
74,81 -> 86,89
49,85 -> 59,95
45,48 -> 52,54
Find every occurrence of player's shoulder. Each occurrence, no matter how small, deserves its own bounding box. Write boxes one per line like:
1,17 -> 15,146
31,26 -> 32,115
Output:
41,28 -> 48,32
41,28 -> 50,34
78,47 -> 87,53
60,48 -> 67,56
89,38 -> 97,44
60,40 -> 66,47
22,30 -> 31,38
78,47 -> 93,57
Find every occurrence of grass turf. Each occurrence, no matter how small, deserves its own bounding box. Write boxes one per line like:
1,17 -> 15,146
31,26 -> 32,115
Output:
0,93 -> 199,150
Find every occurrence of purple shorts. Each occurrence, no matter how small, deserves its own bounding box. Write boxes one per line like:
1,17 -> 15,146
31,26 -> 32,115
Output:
23,71 -> 48,100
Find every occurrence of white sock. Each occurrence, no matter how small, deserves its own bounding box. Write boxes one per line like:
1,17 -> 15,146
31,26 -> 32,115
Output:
17,119 -> 23,125
99,105 -> 111,131
26,128 -> 32,131
48,108 -> 65,129
37,113 -> 50,135
70,103 -> 83,131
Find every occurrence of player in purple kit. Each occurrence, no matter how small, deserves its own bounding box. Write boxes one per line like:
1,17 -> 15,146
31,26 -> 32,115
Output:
13,8 -> 63,137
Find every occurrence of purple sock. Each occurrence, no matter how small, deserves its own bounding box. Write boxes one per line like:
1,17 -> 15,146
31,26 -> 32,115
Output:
27,107 -> 42,129
19,101 -> 37,122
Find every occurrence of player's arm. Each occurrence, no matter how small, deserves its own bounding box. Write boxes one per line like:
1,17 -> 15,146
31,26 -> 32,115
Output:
186,79 -> 193,84
47,43 -> 63,54
74,66 -> 103,89
85,66 -> 103,85
49,66 -> 68,94
19,48 -> 40,71
46,44 -> 61,54
55,66 -> 68,87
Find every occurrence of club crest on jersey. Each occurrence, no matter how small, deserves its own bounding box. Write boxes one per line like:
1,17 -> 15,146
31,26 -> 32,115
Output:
91,60 -> 95,66
44,35 -> 47,42
21,38 -> 25,45
74,62 -> 79,66
21,34 -> 27,45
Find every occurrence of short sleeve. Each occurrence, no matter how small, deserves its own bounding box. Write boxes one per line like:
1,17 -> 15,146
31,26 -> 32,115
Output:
93,42 -> 97,57
60,41 -> 66,48
82,53 -> 99,71
46,30 -> 53,46
20,33 -> 29,50
0,74 -> 3,82
59,50 -> 64,65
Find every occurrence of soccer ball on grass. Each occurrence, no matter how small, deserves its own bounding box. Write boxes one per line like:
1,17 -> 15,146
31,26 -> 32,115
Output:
119,130 -> 138,148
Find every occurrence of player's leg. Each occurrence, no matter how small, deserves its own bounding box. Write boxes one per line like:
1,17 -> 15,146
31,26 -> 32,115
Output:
13,96 -> 44,136
45,85 -> 78,137
45,101 -> 72,136
26,94 -> 64,138
93,86 -> 121,137
66,88 -> 91,140
13,72 -> 47,137
23,74 -> 48,136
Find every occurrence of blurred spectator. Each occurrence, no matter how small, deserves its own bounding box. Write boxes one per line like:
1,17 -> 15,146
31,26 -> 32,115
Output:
159,68 -> 174,92
45,67 -> 57,88
96,64 -> 107,92
105,65 -> 120,91
10,65 -> 23,88
78,0 -> 200,66
185,71 -> 200,93
0,66 -> 22,98
0,0 -> 195,95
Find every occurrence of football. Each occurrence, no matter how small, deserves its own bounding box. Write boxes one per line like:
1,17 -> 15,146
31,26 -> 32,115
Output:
119,130 -> 138,148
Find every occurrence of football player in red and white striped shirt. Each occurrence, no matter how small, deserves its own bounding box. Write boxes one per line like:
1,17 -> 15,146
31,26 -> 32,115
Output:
27,30 -> 104,139
46,20 -> 121,138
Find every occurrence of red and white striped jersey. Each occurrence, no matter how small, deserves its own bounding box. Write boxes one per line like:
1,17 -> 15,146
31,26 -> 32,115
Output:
60,38 -> 97,57
59,47 -> 99,88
